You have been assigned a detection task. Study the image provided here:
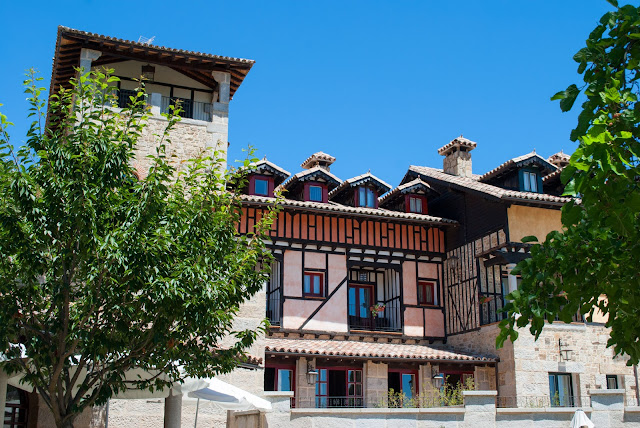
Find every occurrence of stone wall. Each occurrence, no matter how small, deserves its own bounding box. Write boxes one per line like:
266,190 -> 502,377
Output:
364,361 -> 388,405
246,389 -> 640,428
133,112 -> 228,178
447,323 -> 515,398
442,150 -> 473,178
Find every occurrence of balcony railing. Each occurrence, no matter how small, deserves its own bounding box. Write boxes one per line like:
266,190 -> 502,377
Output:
348,303 -> 401,332
160,96 -> 213,121
266,295 -> 281,326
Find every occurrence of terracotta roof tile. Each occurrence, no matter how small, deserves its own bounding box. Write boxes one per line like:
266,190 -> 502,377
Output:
240,194 -> 457,225
250,158 -> 291,179
408,166 -> 572,206
437,136 -> 477,156
279,166 -> 342,191
478,151 -> 557,182
300,152 -> 336,169
328,172 -> 392,199
265,338 -> 496,363
378,178 -> 434,206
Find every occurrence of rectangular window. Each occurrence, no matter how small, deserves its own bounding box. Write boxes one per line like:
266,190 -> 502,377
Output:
358,187 -> 376,208
309,185 -> 323,202
303,272 -> 324,297
388,370 -> 418,401
277,369 -> 293,391
409,196 -> 423,213
606,375 -> 619,389
418,281 -> 435,305
549,373 -> 574,407
523,171 -> 538,192
315,369 -> 328,408
254,178 -> 269,196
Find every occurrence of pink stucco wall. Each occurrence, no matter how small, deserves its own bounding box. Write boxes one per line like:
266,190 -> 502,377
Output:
404,307 -> 423,336
403,261 -> 417,305
328,254 -> 347,293
283,250 -> 302,298
424,308 -> 445,337
304,251 -> 325,269
418,262 -> 438,279
283,299 -> 322,329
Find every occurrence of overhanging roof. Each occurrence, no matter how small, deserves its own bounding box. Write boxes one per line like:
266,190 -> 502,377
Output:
50,26 -> 254,99
265,338 -> 497,363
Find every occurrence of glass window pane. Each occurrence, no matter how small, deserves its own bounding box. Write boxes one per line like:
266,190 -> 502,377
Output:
348,370 -> 355,382
415,198 -> 422,213
356,370 -> 362,382
278,370 -> 292,391
348,288 -> 356,315
309,185 -> 323,201
304,275 -> 310,293
402,374 -> 415,398
356,384 -> 362,396
313,275 -> 321,294
320,383 -> 327,395
320,369 -> 327,381
359,187 -> 365,206
607,376 -> 618,389
366,189 -> 375,207
255,179 -> 268,195
530,173 -> 538,192
523,172 -> 531,191
410,197 -> 416,212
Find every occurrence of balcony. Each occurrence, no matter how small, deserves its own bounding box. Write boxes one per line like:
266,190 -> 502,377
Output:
113,89 -> 216,122
348,302 -> 401,333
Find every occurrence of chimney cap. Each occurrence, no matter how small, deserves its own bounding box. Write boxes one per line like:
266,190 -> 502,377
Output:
301,151 -> 336,169
548,151 -> 571,168
437,136 -> 477,156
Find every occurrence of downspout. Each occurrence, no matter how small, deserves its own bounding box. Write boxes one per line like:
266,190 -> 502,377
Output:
635,364 -> 640,406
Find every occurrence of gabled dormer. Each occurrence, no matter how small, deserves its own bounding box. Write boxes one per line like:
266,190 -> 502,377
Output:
329,172 -> 391,209
245,157 -> 290,197
378,178 -> 438,214
478,151 -> 557,193
279,152 -> 341,202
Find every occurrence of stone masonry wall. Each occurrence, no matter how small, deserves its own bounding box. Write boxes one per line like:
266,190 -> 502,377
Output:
133,111 -> 228,177
364,361 -> 388,405
447,323 -> 516,398
512,322 -> 637,405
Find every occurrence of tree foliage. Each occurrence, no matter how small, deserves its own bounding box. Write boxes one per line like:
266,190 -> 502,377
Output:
0,70 -> 278,427
497,3 -> 640,364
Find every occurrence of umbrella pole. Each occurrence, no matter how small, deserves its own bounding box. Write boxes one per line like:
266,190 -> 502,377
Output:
194,397 -> 200,428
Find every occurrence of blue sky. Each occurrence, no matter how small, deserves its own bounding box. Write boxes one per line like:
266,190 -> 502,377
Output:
0,0 -> 616,187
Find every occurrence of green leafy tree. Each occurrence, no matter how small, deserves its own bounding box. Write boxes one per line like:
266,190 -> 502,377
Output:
0,70 -> 278,427
497,2 -> 640,364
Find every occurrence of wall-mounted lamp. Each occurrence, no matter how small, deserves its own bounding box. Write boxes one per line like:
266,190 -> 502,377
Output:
142,64 -> 156,82
432,373 -> 445,389
306,362 -> 319,384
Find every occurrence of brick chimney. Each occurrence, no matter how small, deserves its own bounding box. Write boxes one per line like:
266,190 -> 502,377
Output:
548,151 -> 570,169
438,136 -> 477,178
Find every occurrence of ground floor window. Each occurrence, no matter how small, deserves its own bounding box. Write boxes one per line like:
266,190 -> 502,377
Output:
4,385 -> 29,428
264,366 -> 294,392
388,370 -> 418,400
315,368 -> 363,408
549,372 -> 574,407
606,375 -> 619,389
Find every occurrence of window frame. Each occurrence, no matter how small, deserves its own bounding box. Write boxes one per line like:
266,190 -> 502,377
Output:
303,271 -> 325,298
548,372 -> 575,407
249,175 -> 274,197
355,186 -> 378,208
388,369 -> 419,398
264,364 -> 296,393
522,170 -> 539,193
417,280 -> 436,306
405,195 -> 428,214
303,182 -> 328,203
606,375 -> 619,390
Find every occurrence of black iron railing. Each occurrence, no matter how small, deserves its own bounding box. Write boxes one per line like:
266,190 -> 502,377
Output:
161,96 -> 213,121
266,295 -> 281,326
348,303 -> 401,332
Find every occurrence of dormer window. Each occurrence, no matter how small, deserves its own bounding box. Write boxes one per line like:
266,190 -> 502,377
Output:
303,182 -> 328,203
522,171 -> 538,193
406,195 -> 427,214
309,185 -> 323,202
250,175 -> 274,197
357,187 -> 377,208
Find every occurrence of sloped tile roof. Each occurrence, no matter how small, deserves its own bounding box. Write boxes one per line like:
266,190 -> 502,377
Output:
279,166 -> 342,191
250,158 -> 291,179
240,194 -> 457,225
478,152 -> 557,182
408,166 -> 572,206
378,178 -> 435,206
265,338 -> 496,363
437,136 -> 477,156
328,172 -> 392,199
300,152 -> 336,169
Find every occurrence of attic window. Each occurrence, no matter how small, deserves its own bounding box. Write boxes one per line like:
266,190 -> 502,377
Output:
357,187 -> 377,208
309,185 -> 323,202
523,171 -> 538,193
250,176 -> 273,197
406,195 -> 427,214
255,179 -> 269,196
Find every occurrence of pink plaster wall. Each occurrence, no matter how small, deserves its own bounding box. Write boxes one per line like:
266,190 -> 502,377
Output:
418,262 -> 438,279
304,252 -> 326,269
283,250 -> 302,298
404,307 -> 423,337
403,261 -> 417,305
328,254 -> 347,293
424,308 -> 445,337
283,299 -> 322,329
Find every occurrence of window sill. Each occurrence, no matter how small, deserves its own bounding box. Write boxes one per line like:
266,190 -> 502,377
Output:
302,295 -> 326,300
